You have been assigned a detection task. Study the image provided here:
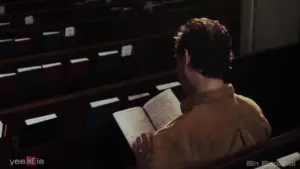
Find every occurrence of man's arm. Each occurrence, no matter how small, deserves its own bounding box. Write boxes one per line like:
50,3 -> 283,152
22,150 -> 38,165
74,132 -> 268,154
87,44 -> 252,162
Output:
132,127 -> 179,169
147,127 -> 181,169
133,116 -> 185,169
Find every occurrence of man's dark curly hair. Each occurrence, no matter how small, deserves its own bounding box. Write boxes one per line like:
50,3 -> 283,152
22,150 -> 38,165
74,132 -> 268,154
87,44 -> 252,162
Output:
174,18 -> 234,80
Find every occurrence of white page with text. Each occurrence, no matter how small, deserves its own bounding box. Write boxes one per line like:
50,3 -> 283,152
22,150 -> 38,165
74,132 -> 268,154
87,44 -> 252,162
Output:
113,107 -> 155,147
143,89 -> 182,130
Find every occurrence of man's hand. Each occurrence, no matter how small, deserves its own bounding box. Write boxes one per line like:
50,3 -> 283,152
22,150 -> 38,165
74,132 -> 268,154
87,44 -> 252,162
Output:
132,133 -> 152,169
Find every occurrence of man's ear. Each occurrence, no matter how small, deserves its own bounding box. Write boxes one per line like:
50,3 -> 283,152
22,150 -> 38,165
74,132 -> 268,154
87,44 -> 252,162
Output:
184,49 -> 191,67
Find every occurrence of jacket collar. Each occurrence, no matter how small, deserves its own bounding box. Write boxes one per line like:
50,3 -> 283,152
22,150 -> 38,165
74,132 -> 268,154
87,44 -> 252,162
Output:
181,84 -> 235,112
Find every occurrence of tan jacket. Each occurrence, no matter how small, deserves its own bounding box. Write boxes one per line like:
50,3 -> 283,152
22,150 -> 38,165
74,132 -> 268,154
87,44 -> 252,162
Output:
147,84 -> 271,169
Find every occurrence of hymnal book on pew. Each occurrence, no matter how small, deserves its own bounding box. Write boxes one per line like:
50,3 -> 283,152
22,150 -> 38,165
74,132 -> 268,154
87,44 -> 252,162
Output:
25,15 -> 34,25
113,89 -> 182,146
0,6 -> 5,15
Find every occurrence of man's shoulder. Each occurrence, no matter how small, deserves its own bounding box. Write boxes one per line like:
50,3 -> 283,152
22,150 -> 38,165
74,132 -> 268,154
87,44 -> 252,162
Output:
234,94 -> 272,137
234,94 -> 271,130
234,94 -> 263,113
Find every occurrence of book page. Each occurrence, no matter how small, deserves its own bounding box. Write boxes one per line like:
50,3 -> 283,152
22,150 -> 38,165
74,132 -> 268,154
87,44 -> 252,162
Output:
121,45 -> 133,57
113,107 -> 155,147
0,73 -> 16,78
0,6 -> 5,15
143,89 -> 182,130
24,15 -> 34,25
65,26 -> 76,37
17,66 -> 41,73
25,113 -> 57,126
128,93 -> 150,101
70,57 -> 89,64
156,81 -> 181,91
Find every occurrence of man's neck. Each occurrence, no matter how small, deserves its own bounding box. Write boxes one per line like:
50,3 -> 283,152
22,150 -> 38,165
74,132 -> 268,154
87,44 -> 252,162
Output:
194,77 -> 225,94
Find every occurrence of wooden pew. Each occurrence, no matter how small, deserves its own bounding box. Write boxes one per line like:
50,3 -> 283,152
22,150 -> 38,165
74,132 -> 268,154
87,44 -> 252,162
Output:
0,39 -> 299,130
0,7 -> 203,55
0,0 -> 241,56
0,0 -> 199,33
0,42 -> 300,167
1,0 -> 239,108
0,0 -> 84,15
0,1 -> 118,29
0,33 -> 173,71
0,67 -> 299,168
0,33 -> 175,109
0,70 -> 179,168
0,0 -> 240,107
0,5 -> 238,46
206,127 -> 300,169
0,0 -> 145,15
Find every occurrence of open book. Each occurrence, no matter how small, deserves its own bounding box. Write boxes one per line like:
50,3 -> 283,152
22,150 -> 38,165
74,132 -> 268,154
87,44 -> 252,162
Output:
113,89 -> 182,147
